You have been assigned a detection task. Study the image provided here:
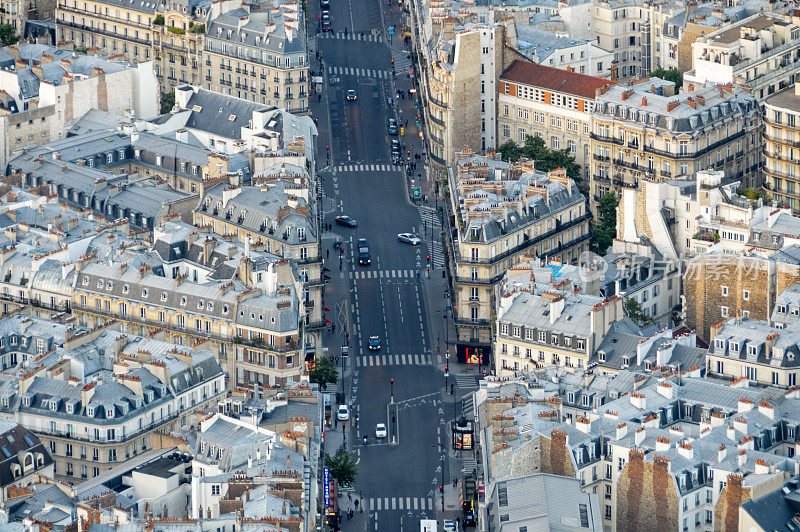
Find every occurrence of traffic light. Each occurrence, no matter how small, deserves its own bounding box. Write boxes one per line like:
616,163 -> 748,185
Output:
345,331 -> 350,341
445,364 -> 448,372
391,58 -> 395,64
439,485 -> 444,493
426,255 -> 430,263
390,378 -> 395,384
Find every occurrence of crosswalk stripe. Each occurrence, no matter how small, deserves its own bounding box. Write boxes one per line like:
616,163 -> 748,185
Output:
428,498 -> 434,510
406,497 -> 411,510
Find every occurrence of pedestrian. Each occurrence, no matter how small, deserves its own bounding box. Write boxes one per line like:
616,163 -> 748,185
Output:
348,493 -> 352,501
349,508 -> 354,519
332,323 -> 336,334
318,93 -> 322,102
327,249 -> 329,258
355,499 -> 360,509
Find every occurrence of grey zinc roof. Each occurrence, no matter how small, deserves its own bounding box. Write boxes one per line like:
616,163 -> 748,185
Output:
500,292 -> 603,337
741,476 -> 800,532
182,87 -> 273,140
207,8 -> 306,56
594,81 -> 758,134
235,291 -> 299,333
197,182 -> 317,246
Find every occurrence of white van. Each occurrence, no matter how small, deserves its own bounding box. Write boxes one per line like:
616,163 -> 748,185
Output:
420,519 -> 438,532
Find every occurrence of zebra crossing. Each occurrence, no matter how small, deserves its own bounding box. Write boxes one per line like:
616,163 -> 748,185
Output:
368,496 -> 435,512
418,206 -> 445,268
327,65 -> 392,79
319,31 -> 384,43
349,269 -> 420,280
391,49 -> 413,74
355,354 -> 433,367
454,374 -> 480,394
333,163 -> 405,173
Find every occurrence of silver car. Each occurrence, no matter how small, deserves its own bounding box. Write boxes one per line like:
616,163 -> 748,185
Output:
397,233 -> 421,245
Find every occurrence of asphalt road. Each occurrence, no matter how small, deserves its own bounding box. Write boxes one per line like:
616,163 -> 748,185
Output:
311,0 -> 455,527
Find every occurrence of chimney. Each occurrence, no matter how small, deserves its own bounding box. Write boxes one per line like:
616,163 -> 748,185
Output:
81,383 -> 95,407
738,397 -> 754,413
575,417 -> 591,434
733,417 -> 747,434
642,97 -> 647,106
52,151 -> 60,160
727,425 -> 736,441
629,392 -> 646,410
678,443 -> 693,460
634,427 -> 646,447
718,444 -> 727,463
757,401 -> 774,419
738,450 -> 747,468
549,296 -> 565,324
656,437 -> 670,452
657,381 -> 673,399
616,422 -> 627,439
248,456 -> 253,469
754,459 -> 770,475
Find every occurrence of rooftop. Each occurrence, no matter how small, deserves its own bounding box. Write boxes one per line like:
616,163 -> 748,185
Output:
499,59 -> 612,99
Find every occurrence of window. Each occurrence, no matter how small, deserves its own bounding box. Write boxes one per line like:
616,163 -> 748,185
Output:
743,290 -> 750,301
605,505 -> 612,519
721,285 -> 728,296
721,306 -> 729,318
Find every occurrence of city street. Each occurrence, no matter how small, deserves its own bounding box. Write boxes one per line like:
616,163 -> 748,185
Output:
310,0 -> 479,527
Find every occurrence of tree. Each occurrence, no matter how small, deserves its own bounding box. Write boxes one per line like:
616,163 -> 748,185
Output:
324,448 -> 357,487
160,92 -> 175,115
650,67 -> 682,91
624,298 -> 653,327
497,135 -> 584,192
0,25 -> 19,47
309,357 -> 338,388
590,192 -> 618,255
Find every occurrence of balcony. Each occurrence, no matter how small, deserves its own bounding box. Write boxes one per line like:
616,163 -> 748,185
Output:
590,133 -> 624,146
57,17 -> 151,45
58,5 -> 151,29
593,154 -> 610,163
764,132 -> 800,149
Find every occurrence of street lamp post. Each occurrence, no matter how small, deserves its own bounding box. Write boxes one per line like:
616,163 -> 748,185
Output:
390,377 -> 395,403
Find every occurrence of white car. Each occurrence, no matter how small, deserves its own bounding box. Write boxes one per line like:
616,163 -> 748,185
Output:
337,404 -> 350,421
397,233 -> 421,245
375,423 -> 388,438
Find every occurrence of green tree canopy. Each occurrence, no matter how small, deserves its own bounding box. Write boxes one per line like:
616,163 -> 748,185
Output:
649,67 -> 682,90
309,356 -> 338,388
624,298 -> 654,327
590,192 -> 618,255
497,135 -> 583,193
0,25 -> 19,47
160,92 -> 175,115
324,448 -> 357,486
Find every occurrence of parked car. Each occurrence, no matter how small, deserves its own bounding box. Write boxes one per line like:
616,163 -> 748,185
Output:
346,89 -> 357,101
337,404 -> 350,421
368,335 -> 381,350
388,118 -> 399,135
397,233 -> 421,245
321,13 -> 332,31
320,0 -> 330,8
335,215 -> 358,227
375,423 -> 388,438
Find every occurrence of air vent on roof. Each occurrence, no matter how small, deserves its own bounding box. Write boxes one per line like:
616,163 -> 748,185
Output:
192,105 -> 202,112
229,114 -> 237,121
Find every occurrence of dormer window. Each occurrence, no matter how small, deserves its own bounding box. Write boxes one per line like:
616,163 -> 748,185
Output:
66,402 -> 74,414
180,297 -> 187,306
778,305 -> 787,314
87,406 -> 95,417
207,302 -> 214,312
83,276 -> 89,286
598,351 -> 606,363
198,300 -> 204,309
122,284 -> 129,294
106,407 -> 114,418
748,345 -> 757,356
161,292 -> 168,301
141,288 -> 149,298
222,305 -> 229,314
731,342 -> 739,352
792,307 -> 800,317
107,281 -> 113,290
22,396 -> 30,407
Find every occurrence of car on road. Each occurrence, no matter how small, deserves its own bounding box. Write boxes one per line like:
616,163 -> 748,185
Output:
345,89 -> 357,101
358,238 -> 371,265
397,232 -> 421,245
321,13 -> 332,31
337,404 -> 349,421
320,0 -> 330,7
368,335 -> 381,350
390,139 -> 401,158
335,215 -> 358,227
388,118 -> 399,135
375,423 -> 387,438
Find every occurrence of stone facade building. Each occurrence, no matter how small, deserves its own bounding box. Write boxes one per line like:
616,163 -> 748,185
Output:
497,59 -> 612,179
447,152 -> 590,361
763,84 -> 800,212
203,5 -> 309,113
590,79 -> 761,214
152,0 -> 208,93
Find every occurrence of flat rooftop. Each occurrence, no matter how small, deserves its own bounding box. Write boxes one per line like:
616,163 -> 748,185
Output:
765,86 -> 800,113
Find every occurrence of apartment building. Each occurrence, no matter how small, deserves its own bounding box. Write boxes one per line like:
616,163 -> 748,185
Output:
0,419 -> 55,501
473,372 -> 800,532
616,170 -> 762,260
73,257 -> 306,389
55,0 -> 158,63
152,0 -> 208,93
421,22 -> 519,178
4,331 -> 226,481
494,290 -> 622,376
0,0 -> 56,36
590,80 -> 761,214
193,183 -> 323,354
447,152 -> 590,360
498,59 -> 612,178
707,317 -> 800,387
764,84 -> 800,212
0,43 -> 158,170
203,5 -> 309,113
514,26 -> 613,78
592,0 -> 646,80
684,13 -> 800,101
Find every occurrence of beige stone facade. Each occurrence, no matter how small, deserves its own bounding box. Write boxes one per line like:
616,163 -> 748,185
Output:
590,80 -> 761,214
764,84 -> 800,212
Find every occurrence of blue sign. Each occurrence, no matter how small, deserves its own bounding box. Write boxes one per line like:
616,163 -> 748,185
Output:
323,467 -> 330,509
388,26 -> 395,35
